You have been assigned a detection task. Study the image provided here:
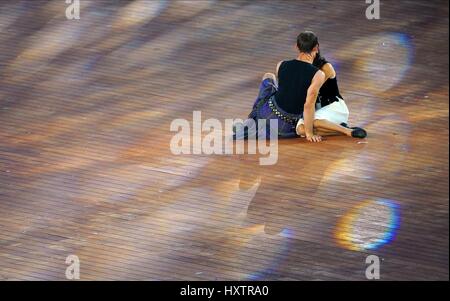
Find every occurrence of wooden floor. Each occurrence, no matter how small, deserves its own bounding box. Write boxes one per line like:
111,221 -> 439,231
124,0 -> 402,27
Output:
0,0 -> 448,280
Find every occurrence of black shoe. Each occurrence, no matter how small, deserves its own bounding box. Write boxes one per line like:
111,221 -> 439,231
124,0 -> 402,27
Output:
340,122 -> 349,128
351,127 -> 367,138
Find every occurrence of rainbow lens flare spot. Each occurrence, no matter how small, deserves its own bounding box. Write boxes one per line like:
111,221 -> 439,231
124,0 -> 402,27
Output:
335,199 -> 400,251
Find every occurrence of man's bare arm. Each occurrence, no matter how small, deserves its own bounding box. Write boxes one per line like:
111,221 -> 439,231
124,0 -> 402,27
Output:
303,70 -> 326,142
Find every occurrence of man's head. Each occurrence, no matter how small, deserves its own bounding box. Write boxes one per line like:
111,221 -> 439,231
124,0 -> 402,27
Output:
296,31 -> 319,58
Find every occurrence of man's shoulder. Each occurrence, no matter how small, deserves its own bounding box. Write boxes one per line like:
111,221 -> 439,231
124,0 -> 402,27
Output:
280,59 -> 319,73
280,59 -> 298,65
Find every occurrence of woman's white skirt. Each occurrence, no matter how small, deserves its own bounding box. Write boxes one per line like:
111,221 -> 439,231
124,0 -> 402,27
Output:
297,97 -> 349,126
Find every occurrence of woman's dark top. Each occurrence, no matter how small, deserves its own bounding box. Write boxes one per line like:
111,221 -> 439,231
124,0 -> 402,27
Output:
274,60 -> 319,115
313,54 -> 343,107
318,77 -> 343,107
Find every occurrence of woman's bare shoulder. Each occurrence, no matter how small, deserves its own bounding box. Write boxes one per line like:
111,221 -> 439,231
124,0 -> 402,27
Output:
321,63 -> 336,79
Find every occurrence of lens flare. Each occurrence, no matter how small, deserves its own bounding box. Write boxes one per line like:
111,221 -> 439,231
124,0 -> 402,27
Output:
356,33 -> 414,93
336,32 -> 414,94
335,199 -> 400,251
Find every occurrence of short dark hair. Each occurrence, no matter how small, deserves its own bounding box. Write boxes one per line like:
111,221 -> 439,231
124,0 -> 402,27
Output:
296,31 -> 319,53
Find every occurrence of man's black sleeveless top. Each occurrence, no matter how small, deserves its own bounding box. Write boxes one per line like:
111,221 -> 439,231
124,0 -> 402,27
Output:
274,60 -> 319,115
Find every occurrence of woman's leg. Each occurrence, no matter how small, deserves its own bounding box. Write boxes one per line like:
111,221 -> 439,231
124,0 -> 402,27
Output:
313,119 -> 352,136
296,119 -> 352,137
297,124 -> 341,137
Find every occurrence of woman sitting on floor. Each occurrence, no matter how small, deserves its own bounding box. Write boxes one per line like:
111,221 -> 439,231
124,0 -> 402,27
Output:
295,51 -> 367,138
